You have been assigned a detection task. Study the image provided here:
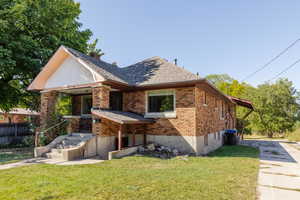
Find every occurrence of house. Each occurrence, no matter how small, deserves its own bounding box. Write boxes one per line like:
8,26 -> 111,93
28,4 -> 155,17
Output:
0,108 -> 39,124
28,46 -> 253,159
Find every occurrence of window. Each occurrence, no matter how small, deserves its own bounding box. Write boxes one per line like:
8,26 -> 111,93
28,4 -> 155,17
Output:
220,102 -> 225,119
204,92 -> 207,105
146,90 -> 175,118
81,95 -> 92,115
0,115 -> 4,121
215,98 -> 218,108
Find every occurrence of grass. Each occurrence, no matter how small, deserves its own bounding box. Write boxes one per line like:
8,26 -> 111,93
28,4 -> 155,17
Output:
0,148 -> 33,165
0,145 -> 259,200
244,134 -> 284,140
287,128 -> 300,142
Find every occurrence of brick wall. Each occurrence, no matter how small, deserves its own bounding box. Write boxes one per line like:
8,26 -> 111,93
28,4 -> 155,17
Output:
124,87 -> 197,136
92,85 -> 110,134
195,83 -> 236,136
40,91 -> 58,128
123,91 -> 146,114
92,86 -> 110,109
92,85 -> 236,137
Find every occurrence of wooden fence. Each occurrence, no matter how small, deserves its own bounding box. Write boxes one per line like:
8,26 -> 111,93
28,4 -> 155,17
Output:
0,123 -> 33,145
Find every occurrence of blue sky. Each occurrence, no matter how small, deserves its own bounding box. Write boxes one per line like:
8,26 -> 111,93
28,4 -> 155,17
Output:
76,0 -> 300,88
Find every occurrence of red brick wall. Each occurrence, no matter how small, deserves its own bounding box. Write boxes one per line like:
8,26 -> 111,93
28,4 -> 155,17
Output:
195,83 -> 236,136
124,87 -> 197,136
40,91 -> 58,128
92,86 -> 110,109
123,91 -> 146,114
92,85 -> 236,137
92,86 -> 110,134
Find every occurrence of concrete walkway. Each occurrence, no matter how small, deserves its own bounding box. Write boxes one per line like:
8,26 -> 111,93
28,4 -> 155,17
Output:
242,140 -> 300,200
0,157 -> 104,170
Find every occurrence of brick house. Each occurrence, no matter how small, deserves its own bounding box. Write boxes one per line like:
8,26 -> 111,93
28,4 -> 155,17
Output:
28,46 -> 252,158
0,108 -> 39,124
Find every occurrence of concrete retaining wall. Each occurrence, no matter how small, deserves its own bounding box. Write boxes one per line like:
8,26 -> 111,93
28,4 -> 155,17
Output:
108,146 -> 140,160
147,131 -> 225,156
96,136 -> 116,159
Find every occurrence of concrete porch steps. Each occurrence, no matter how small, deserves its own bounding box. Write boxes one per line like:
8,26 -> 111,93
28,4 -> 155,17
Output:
35,133 -> 97,161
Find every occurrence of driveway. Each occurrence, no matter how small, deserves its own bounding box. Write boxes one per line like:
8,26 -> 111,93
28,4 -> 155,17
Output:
242,139 -> 300,200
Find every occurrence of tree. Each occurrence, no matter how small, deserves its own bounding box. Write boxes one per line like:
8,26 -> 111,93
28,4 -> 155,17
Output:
87,39 -> 104,58
0,0 -> 92,112
206,74 -> 245,97
249,79 -> 300,137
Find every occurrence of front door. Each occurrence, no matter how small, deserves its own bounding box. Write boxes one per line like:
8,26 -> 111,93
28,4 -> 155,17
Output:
109,91 -> 123,111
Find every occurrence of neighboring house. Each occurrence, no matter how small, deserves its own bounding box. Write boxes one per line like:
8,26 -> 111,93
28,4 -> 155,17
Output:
28,46 -> 252,159
0,108 -> 39,124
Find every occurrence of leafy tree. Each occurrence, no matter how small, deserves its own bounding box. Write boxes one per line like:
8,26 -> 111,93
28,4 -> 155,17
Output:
87,39 -> 104,58
0,0 -> 92,112
206,74 -> 300,137
206,74 -> 245,97
248,79 -> 300,137
206,74 -> 234,85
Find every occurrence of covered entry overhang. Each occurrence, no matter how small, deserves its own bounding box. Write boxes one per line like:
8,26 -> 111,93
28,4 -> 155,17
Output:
92,109 -> 154,150
228,96 -> 254,138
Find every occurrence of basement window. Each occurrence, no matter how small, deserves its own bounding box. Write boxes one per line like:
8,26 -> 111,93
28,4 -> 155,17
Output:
145,90 -> 176,118
204,135 -> 208,146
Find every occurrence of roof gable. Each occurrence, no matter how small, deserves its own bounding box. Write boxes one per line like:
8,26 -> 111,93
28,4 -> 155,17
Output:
44,56 -> 104,89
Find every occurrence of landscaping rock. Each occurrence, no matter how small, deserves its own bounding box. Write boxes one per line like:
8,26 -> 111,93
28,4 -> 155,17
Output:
172,149 -> 179,156
146,144 -> 155,151
138,146 -> 145,152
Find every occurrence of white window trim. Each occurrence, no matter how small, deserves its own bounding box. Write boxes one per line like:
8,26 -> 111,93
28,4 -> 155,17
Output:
81,95 -> 92,116
144,89 -> 176,118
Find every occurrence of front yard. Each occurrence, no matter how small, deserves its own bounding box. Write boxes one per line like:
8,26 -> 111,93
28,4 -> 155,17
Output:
0,145 -> 259,200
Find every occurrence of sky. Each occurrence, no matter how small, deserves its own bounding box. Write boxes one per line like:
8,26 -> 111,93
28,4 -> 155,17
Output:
76,0 -> 300,88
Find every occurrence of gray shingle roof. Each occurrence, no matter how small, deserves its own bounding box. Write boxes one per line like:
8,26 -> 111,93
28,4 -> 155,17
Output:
65,47 -> 129,84
92,109 -> 154,124
122,56 -> 199,86
65,46 -> 199,86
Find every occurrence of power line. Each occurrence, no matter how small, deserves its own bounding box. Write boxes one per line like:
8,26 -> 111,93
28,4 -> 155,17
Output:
241,38 -> 300,82
266,58 -> 300,82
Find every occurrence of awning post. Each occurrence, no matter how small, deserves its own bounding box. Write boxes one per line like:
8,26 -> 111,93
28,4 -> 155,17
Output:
118,126 -> 122,150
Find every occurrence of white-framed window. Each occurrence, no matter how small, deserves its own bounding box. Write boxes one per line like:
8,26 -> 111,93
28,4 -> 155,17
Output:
145,90 -> 176,118
81,95 -> 92,115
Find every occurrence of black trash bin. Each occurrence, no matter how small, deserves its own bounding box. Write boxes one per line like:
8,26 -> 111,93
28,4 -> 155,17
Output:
224,129 -> 238,145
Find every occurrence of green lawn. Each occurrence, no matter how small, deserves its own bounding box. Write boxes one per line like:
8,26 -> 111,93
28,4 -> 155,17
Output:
0,145 -> 259,200
0,148 -> 33,165
288,128 -> 300,142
